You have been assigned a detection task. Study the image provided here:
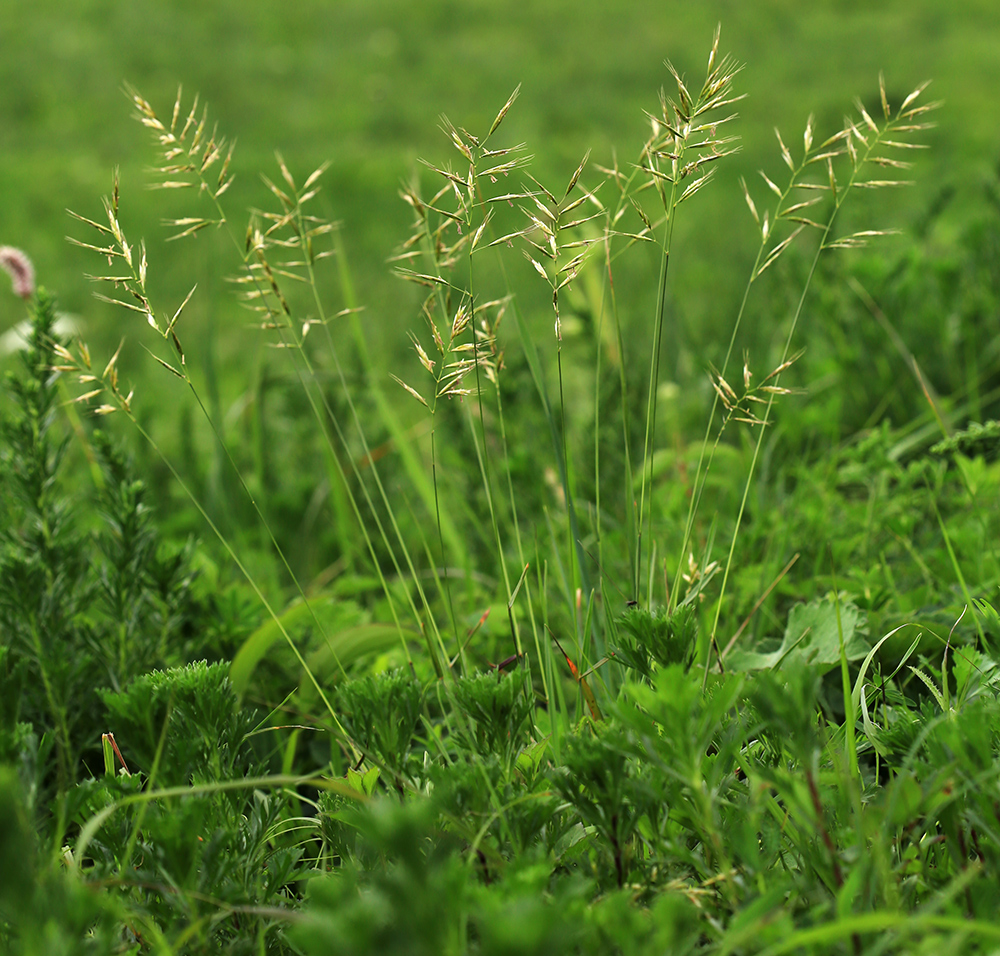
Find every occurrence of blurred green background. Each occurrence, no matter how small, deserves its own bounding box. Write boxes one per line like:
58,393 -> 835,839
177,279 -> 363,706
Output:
2,0 -> 998,563
3,0 -> 997,321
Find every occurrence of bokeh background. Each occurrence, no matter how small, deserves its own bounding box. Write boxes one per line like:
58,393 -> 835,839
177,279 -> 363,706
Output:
4,0 -> 997,314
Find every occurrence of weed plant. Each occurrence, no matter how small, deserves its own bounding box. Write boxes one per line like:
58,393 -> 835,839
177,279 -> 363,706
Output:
4,27 -> 1000,955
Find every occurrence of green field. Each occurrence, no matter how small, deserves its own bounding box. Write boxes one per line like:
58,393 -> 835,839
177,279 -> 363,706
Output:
4,2 -> 1000,953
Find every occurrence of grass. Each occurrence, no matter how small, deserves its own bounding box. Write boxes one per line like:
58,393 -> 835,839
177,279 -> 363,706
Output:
4,15 -> 1000,956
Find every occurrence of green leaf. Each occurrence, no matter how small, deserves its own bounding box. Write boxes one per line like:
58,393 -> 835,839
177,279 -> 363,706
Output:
727,598 -> 868,672
230,596 -> 401,697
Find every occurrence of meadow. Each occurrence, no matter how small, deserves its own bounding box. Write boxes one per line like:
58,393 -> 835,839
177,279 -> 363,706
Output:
3,2 -> 1000,953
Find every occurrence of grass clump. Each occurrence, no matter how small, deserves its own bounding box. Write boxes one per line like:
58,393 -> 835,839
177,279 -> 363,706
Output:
6,25 -> 1000,955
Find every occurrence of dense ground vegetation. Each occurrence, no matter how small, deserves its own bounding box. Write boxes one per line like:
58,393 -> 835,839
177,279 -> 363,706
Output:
4,22 -> 1000,955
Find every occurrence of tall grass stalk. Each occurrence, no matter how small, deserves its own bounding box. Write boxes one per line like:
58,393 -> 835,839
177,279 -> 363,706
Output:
703,76 -> 938,677
66,169 -> 366,742
632,29 -> 742,606
240,163 -> 455,677
84,91 -> 460,679
394,95 -> 561,679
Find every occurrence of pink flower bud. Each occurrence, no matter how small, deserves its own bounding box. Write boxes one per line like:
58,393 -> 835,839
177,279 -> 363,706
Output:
0,246 -> 35,300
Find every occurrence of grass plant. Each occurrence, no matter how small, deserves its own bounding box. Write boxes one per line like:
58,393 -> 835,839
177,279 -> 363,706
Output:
4,26 -> 1000,956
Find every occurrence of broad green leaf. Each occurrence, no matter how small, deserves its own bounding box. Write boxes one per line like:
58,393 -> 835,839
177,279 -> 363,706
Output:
727,598 -> 868,672
230,595 -> 401,697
